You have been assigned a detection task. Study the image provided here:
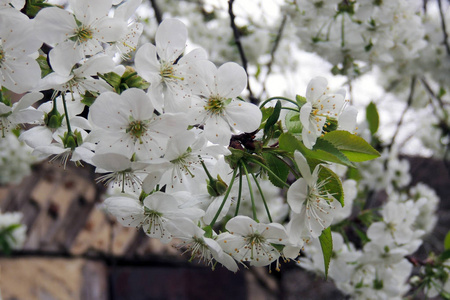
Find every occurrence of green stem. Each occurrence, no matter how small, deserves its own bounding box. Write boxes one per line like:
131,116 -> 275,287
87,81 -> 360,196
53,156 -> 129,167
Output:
341,14 -> 345,48
121,172 -> 125,193
241,162 -> 258,222
209,167 -> 239,227
251,172 -> 272,223
274,153 -> 300,179
61,93 -> 72,134
234,164 -> 243,216
259,96 -> 299,109
281,107 -> 299,112
248,157 -> 290,188
123,72 -> 137,81
200,158 -> 215,182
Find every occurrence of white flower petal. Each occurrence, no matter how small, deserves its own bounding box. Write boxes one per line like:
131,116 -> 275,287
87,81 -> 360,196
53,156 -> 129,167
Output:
217,62 -> 247,99
287,178 -> 308,214
225,100 -> 261,133
155,18 -> 187,62
306,76 -> 328,103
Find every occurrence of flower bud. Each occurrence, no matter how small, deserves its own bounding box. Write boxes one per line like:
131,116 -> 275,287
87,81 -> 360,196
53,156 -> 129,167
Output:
207,175 -> 228,197
44,109 -> 63,129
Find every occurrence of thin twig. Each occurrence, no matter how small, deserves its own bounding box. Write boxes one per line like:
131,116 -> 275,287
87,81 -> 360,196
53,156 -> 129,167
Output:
421,78 -> 447,111
150,0 -> 163,25
228,0 -> 257,103
421,77 -> 450,177
387,76 -> 416,152
423,0 -> 428,13
438,0 -> 450,55
259,15 -> 287,99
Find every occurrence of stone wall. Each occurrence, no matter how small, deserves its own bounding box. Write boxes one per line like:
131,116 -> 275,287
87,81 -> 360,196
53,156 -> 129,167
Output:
0,156 -> 448,300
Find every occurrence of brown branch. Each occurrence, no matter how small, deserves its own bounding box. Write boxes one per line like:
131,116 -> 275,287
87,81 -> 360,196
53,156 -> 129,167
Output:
421,77 -> 450,176
387,76 -> 416,152
258,15 -> 288,99
421,78 -> 447,111
228,0 -> 257,104
150,0 -> 163,25
438,0 -> 450,55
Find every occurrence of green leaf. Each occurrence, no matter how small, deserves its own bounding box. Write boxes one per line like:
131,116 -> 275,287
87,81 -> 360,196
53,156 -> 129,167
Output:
318,166 -> 344,207
255,63 -> 261,79
440,291 -> 450,300
81,91 -> 98,107
279,133 -> 355,168
295,95 -> 307,107
319,227 -> 333,279
321,131 -> 380,162
366,102 -> 379,135
352,224 -> 370,245
0,236 -> 12,255
285,111 -> 302,134
261,106 -> 274,124
346,167 -> 361,181
37,55 -> 52,78
97,72 -> 122,91
0,223 -> 21,234
313,138 -> 355,168
262,152 -> 290,188
25,0 -> 54,17
440,249 -> 450,262
445,231 -> 450,250
264,100 -> 281,136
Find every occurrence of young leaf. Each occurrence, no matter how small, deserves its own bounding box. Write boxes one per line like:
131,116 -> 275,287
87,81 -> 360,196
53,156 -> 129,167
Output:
279,133 -> 354,167
81,91 -> 98,107
264,100 -> 282,136
285,111 -> 302,134
37,55 -> 52,78
366,102 -> 379,134
313,138 -> 355,168
352,224 -> 371,245
318,165 -> 344,207
445,230 -> 450,250
319,227 -> 333,279
440,249 -> 450,262
321,131 -> 380,162
261,106 -> 274,123
296,95 -> 307,107
262,152 -> 290,188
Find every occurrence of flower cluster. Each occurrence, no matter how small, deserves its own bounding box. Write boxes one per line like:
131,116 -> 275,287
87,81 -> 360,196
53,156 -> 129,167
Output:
0,0 -> 369,271
0,131 -> 36,185
0,210 -> 27,253
0,1 -> 448,299
286,0 -> 427,77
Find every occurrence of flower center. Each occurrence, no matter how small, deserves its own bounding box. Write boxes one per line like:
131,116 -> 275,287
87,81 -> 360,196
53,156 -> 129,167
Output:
71,26 -> 93,44
126,119 -> 149,142
246,233 -> 266,246
160,62 -> 184,81
0,46 -> 5,65
205,96 -> 229,115
189,237 -> 213,264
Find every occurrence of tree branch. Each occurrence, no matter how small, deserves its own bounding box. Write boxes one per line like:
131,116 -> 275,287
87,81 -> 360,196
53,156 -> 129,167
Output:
150,0 -> 163,25
387,76 -> 416,152
438,0 -> 450,55
258,15 -> 287,99
228,0 -> 257,104
421,77 -> 450,176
